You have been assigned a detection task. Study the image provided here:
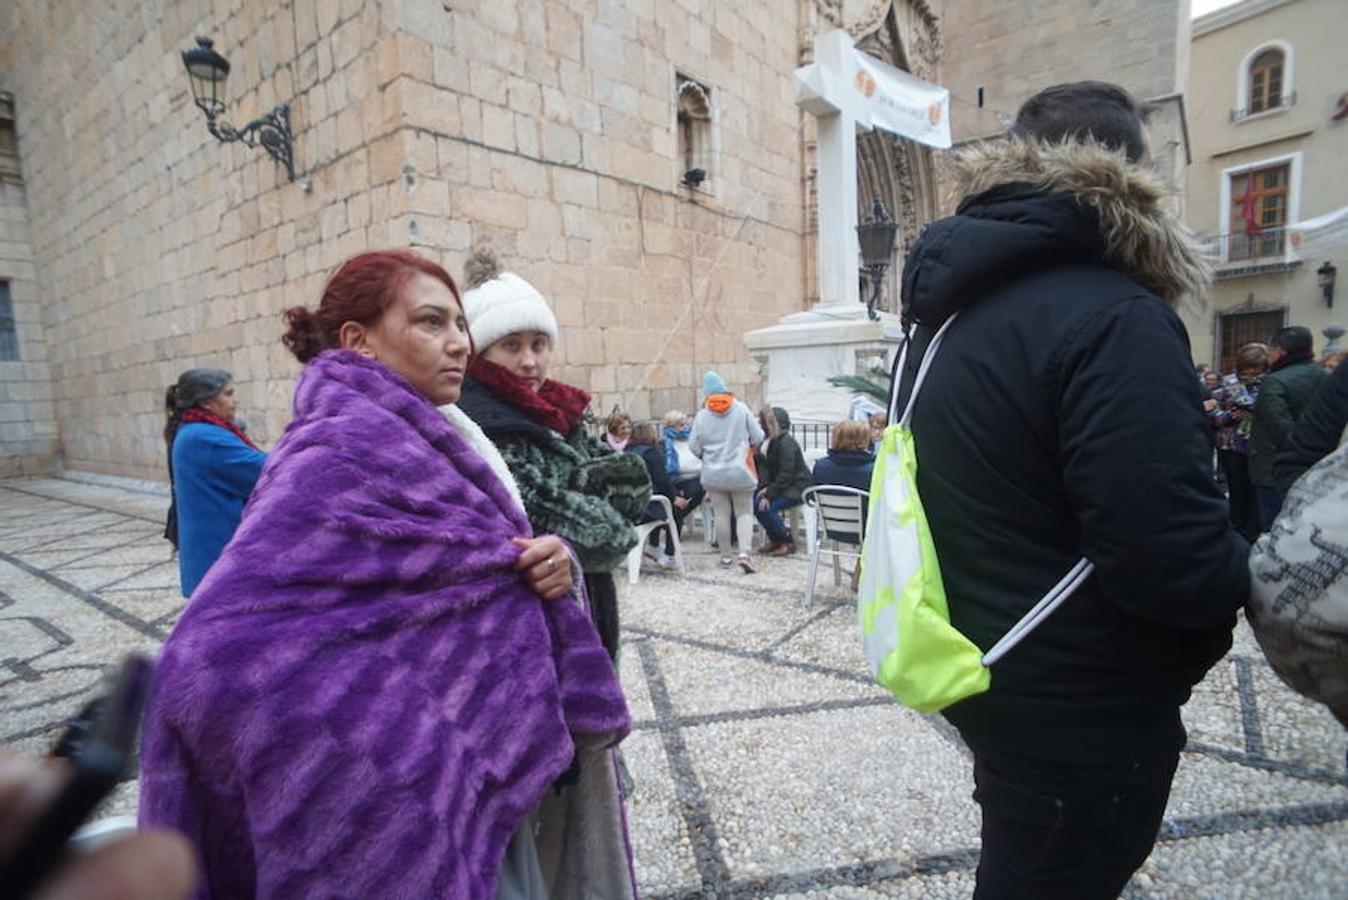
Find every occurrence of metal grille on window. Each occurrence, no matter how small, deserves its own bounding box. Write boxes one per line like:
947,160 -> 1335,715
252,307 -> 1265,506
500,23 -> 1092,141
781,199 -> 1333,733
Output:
1219,310 -> 1284,374
0,282 -> 18,361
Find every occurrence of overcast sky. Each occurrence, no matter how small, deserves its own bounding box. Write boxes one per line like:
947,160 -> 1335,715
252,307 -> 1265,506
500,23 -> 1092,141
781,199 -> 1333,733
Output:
1192,0 -> 1243,16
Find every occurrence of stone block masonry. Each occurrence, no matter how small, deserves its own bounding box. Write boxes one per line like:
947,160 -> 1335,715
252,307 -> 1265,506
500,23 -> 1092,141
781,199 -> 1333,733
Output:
0,178 -> 58,475
0,0 -> 808,479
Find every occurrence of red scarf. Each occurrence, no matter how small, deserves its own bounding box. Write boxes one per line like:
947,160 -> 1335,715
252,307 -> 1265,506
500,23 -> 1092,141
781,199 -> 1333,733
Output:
181,407 -> 260,450
467,357 -> 591,435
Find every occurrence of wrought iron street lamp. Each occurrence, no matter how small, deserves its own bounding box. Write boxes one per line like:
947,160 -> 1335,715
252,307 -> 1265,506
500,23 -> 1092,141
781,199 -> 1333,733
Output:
1317,261 -> 1337,308
182,37 -> 299,183
856,198 -> 898,321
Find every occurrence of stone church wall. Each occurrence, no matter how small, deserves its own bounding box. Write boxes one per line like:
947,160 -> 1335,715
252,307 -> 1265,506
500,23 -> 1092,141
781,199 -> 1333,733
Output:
0,0 -> 806,479
0,176 -> 58,475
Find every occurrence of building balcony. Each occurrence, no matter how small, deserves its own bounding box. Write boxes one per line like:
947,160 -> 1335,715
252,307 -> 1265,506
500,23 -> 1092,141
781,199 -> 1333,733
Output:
1230,91 -> 1297,123
1201,226 -> 1304,280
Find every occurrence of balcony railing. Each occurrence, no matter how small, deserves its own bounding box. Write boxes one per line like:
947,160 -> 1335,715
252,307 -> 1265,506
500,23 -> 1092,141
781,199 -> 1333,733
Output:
1201,226 -> 1303,279
1231,91 -> 1297,122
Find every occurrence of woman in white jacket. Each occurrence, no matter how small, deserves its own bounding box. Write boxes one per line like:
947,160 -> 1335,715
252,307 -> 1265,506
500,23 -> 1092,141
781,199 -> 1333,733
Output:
689,370 -> 765,573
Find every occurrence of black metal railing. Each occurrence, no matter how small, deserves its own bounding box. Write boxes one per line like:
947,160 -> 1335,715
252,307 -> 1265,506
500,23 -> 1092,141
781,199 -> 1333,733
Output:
1202,225 -> 1291,263
617,418 -> 840,456
789,421 -> 835,456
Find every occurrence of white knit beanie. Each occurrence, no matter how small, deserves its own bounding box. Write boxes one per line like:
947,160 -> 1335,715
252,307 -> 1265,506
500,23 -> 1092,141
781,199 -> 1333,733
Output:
460,249 -> 559,352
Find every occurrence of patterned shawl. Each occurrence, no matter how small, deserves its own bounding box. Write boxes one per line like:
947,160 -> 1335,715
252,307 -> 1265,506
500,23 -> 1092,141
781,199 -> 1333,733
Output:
139,350 -> 630,899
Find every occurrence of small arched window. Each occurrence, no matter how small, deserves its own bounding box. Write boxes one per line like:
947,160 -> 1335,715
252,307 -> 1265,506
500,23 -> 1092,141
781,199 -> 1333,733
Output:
1248,48 -> 1285,114
676,76 -> 712,190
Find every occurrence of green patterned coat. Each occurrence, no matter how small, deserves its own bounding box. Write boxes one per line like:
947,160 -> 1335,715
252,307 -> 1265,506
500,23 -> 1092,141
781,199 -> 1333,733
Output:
458,379 -> 650,573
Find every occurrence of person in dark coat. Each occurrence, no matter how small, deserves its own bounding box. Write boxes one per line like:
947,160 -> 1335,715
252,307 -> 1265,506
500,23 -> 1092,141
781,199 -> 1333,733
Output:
754,406 -> 811,556
811,420 -> 875,493
892,82 -> 1249,898
1275,358 -> 1348,489
1249,326 -> 1330,523
163,368 -> 267,597
1208,342 -> 1268,541
625,422 -> 701,563
809,419 -> 874,545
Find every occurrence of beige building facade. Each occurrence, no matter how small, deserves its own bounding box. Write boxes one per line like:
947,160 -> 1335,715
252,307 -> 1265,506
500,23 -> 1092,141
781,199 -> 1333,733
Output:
1183,0 -> 1348,371
1,0 -> 1193,481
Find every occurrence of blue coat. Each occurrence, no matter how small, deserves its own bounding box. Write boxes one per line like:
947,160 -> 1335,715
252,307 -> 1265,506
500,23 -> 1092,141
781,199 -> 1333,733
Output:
810,449 -> 874,544
811,449 -> 875,493
171,423 -> 267,596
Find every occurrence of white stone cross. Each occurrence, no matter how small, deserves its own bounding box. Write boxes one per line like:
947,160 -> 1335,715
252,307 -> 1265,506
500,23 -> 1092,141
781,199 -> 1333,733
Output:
795,29 -> 873,308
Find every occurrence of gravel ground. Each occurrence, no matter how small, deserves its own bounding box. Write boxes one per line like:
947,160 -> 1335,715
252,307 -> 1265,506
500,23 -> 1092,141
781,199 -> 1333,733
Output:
2,476 -> 1345,898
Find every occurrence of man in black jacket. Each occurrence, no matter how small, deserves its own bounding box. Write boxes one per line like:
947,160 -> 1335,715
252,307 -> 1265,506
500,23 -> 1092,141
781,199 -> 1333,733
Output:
1275,359 -> 1348,488
895,82 -> 1249,898
1249,326 -> 1329,521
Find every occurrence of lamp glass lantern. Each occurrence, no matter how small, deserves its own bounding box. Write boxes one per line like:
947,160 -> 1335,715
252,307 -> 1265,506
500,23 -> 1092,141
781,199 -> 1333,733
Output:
857,204 -> 898,269
182,37 -> 231,118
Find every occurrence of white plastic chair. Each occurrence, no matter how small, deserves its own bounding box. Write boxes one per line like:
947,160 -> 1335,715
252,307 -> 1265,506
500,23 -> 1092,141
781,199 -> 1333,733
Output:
626,495 -> 686,585
801,485 -> 869,605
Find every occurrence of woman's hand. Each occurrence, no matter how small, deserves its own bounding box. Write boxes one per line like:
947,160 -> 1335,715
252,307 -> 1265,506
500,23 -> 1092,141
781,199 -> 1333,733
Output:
512,536 -> 575,601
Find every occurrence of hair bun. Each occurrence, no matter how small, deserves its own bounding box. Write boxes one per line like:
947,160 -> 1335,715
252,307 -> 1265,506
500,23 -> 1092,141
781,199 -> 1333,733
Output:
282,306 -> 324,363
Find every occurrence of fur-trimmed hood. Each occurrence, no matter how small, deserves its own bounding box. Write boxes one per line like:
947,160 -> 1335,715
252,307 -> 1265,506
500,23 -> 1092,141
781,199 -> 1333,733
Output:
903,139 -> 1209,324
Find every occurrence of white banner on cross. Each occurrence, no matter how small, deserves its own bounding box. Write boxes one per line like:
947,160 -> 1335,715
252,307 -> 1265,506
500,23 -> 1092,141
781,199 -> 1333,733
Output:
849,47 -> 952,150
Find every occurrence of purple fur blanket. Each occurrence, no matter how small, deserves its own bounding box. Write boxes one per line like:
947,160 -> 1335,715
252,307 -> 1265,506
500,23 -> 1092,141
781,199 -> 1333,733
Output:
139,350 -> 631,899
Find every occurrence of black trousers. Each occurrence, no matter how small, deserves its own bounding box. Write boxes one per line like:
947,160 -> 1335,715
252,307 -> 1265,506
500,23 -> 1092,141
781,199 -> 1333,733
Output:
970,744 -> 1180,899
583,571 -> 619,663
1218,449 -> 1260,540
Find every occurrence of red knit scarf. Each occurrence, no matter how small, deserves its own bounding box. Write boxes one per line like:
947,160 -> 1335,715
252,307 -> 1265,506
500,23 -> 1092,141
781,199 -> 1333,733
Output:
180,407 -> 260,450
467,357 -> 591,435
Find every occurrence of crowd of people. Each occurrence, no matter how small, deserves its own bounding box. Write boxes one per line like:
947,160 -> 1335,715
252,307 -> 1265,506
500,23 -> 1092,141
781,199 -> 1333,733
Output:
8,80 -> 1346,900
141,241 -> 899,899
1200,325 -> 1340,538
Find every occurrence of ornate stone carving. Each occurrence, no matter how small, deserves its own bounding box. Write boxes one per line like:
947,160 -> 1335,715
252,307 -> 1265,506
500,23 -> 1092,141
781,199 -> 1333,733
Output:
845,0 -> 892,40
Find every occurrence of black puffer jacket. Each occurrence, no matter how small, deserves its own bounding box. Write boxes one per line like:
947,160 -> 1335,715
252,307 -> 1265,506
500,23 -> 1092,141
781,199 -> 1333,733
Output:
895,140 -> 1250,762
1275,360 -> 1348,488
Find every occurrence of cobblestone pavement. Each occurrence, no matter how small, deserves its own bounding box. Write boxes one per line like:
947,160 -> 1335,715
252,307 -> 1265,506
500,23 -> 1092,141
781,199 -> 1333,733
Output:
2,476 -> 1345,898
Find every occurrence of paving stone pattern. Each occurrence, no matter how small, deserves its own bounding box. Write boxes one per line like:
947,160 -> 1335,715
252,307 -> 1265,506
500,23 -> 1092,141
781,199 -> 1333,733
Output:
1,477 -> 1345,898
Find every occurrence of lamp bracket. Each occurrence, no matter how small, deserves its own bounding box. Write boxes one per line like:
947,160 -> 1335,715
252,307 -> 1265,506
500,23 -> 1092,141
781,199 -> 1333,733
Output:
205,104 -> 297,182
863,261 -> 889,321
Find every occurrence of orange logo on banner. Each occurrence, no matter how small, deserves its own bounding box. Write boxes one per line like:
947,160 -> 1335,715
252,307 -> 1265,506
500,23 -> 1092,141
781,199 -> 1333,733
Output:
854,70 -> 877,98
928,102 -> 942,125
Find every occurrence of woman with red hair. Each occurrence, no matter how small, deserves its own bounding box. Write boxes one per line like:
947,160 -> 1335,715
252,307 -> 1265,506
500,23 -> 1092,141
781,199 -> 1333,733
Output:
139,250 -> 637,899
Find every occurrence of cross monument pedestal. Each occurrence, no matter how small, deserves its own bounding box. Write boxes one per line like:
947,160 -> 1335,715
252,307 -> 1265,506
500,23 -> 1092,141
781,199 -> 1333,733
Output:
745,29 -> 905,423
